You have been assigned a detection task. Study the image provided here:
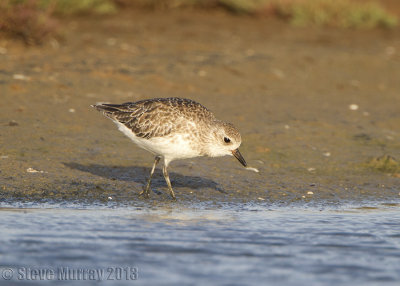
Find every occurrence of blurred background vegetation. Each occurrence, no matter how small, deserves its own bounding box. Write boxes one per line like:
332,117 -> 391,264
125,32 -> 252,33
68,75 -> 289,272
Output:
0,0 -> 398,44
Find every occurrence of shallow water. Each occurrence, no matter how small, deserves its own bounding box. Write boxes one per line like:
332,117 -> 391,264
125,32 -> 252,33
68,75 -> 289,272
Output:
1,201 -> 399,285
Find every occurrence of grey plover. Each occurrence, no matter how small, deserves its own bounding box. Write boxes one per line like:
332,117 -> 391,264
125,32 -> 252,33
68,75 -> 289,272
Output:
92,97 -> 247,199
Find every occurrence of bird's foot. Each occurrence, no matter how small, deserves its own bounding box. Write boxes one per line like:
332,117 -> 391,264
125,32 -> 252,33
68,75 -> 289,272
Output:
169,190 -> 176,201
139,188 -> 150,198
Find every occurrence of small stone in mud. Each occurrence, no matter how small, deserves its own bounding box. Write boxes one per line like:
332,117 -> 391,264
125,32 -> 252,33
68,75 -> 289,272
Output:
246,167 -> 259,173
27,167 -> 46,173
9,120 -> 19,126
349,104 -> 359,110
13,74 -> 30,81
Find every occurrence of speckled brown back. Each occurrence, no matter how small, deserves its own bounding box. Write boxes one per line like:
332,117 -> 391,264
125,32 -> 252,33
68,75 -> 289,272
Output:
92,98 -> 216,139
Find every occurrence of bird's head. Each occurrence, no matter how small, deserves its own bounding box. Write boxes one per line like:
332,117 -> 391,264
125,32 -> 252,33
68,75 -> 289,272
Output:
207,121 -> 247,167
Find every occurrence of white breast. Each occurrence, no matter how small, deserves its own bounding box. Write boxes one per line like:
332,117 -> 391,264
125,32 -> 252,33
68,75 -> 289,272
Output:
114,121 -> 201,163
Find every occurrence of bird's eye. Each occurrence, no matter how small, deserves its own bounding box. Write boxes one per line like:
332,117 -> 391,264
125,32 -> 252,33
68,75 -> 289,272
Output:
224,137 -> 231,143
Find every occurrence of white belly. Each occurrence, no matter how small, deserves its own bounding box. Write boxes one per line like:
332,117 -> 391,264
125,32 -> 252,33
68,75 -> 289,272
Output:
114,121 -> 200,163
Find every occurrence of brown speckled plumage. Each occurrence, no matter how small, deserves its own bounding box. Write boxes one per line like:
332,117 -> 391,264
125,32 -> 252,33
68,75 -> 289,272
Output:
91,97 -> 247,200
92,98 -> 215,140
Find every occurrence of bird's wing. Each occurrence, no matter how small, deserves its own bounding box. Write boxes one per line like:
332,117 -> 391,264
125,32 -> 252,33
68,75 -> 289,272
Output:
92,98 -> 214,139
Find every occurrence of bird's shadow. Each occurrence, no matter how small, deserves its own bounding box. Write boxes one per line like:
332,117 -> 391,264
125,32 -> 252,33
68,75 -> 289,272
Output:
63,162 -> 224,192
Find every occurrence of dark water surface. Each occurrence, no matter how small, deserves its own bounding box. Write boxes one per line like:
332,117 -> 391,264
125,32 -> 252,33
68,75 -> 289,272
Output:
0,201 -> 399,285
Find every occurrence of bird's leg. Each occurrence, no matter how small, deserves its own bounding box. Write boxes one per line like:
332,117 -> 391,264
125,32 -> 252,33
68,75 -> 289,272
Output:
162,165 -> 176,200
140,156 -> 161,198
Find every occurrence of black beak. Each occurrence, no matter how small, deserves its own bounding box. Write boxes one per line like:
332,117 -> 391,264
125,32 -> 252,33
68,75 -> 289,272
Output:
232,148 -> 247,167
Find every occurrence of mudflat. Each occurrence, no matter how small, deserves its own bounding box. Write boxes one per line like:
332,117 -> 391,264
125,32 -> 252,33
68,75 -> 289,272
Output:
1,10 -> 399,204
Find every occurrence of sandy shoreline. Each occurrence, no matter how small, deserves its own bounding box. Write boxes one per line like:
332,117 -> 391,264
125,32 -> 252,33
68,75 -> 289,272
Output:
0,10 -> 399,204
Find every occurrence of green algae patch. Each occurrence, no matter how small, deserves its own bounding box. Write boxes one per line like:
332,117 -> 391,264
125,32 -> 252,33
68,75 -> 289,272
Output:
366,155 -> 400,174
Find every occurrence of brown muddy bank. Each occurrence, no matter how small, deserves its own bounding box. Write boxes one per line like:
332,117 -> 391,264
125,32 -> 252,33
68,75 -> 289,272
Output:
0,10 -> 399,204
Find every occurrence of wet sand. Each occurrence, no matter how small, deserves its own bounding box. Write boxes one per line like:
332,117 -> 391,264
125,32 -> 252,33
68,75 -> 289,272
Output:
0,10 -> 399,204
